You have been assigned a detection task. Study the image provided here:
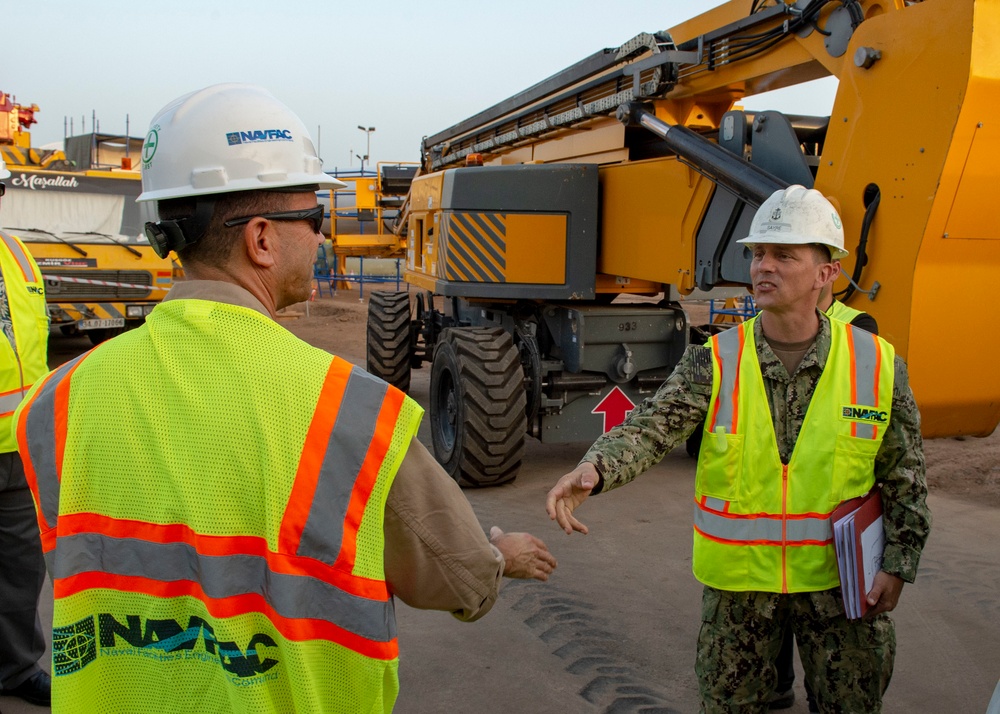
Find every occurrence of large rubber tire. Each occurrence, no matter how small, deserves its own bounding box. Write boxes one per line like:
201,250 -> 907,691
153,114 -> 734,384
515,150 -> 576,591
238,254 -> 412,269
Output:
430,328 -> 526,487
366,291 -> 413,392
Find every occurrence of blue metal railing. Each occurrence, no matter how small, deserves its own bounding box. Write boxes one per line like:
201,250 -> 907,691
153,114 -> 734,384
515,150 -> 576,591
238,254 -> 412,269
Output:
314,251 -> 405,300
709,294 -> 757,322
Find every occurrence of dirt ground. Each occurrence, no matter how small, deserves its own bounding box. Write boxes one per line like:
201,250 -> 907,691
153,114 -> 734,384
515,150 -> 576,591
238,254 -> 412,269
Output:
281,287 -> 1000,510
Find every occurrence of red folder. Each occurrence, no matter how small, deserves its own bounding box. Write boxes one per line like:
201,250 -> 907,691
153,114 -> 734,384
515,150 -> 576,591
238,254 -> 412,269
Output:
831,487 -> 884,619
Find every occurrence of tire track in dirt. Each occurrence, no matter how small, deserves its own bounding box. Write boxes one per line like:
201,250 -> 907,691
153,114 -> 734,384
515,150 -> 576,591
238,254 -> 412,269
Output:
505,580 -> 683,714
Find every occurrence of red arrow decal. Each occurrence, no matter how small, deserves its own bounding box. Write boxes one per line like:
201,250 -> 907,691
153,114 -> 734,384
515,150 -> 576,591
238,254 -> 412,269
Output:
591,386 -> 636,433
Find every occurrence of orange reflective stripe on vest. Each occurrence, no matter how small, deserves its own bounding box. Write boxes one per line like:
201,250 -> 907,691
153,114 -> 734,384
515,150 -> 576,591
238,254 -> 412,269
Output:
49,515 -> 397,659
280,359 -> 404,587
707,323 -> 745,435
845,325 -> 884,440
0,231 -> 41,283
16,353 -> 89,549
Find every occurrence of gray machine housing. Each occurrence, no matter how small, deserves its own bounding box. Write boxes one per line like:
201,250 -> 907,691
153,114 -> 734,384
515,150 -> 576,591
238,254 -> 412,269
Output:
430,164 -> 598,301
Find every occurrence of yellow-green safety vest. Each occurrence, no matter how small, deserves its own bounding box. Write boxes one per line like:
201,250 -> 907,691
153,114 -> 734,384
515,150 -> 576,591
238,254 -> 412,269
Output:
694,315 -> 895,593
0,229 -> 48,453
825,299 -> 865,325
15,299 -> 422,713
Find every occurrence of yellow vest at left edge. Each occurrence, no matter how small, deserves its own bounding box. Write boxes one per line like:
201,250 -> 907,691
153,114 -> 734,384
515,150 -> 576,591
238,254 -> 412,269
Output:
694,315 -> 894,593
0,229 -> 48,453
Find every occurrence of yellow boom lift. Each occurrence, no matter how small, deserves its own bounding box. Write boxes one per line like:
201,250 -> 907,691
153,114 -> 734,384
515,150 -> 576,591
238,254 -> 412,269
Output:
368,0 -> 1000,487
317,163 -> 416,292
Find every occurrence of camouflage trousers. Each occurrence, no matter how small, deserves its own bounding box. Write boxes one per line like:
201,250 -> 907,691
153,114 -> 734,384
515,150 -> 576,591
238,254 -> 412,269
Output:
695,586 -> 895,714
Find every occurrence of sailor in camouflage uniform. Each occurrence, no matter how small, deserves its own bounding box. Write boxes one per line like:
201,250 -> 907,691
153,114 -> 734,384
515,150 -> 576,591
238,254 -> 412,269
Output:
546,186 -> 930,714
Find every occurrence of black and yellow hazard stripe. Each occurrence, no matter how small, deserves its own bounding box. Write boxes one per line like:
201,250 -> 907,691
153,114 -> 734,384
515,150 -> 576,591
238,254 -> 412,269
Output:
441,211 -> 507,283
1,146 -> 70,169
1,146 -> 27,167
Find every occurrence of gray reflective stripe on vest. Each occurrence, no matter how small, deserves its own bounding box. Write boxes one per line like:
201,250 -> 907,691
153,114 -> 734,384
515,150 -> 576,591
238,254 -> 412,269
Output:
50,532 -> 396,642
297,365 -> 390,561
0,232 -> 37,282
22,355 -> 86,528
704,496 -> 727,512
0,389 -> 24,415
694,505 -> 833,544
712,326 -> 743,433
42,548 -> 56,577
849,325 -> 879,440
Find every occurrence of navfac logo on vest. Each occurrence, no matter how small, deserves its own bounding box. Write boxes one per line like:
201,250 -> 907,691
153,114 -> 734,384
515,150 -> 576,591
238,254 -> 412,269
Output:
52,613 -> 280,683
226,129 -> 294,145
841,405 -> 888,423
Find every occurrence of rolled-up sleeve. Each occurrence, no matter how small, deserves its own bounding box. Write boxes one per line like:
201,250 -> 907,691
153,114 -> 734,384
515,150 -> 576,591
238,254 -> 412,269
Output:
383,437 -> 505,621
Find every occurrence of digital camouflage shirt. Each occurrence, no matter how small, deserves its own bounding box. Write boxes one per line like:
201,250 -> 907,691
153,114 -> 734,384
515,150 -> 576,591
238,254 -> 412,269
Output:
582,312 -> 931,583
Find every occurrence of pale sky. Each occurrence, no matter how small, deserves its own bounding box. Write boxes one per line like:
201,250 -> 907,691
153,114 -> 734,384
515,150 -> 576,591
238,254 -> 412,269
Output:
5,1 -> 836,171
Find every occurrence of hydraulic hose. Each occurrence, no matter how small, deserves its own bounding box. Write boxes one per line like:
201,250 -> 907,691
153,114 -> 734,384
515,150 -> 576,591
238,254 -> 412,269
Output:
836,186 -> 880,301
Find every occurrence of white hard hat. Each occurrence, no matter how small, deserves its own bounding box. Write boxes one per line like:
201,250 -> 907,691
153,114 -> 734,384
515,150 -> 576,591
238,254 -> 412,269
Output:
737,185 -> 848,260
0,156 -> 9,180
137,83 -> 345,202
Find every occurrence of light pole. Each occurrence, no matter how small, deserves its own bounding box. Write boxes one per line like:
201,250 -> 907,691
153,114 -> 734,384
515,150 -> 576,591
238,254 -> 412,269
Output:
357,125 -> 375,172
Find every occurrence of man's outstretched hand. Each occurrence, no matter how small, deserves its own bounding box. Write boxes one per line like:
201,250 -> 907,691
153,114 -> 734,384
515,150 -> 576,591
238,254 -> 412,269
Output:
545,462 -> 599,535
490,527 -> 557,581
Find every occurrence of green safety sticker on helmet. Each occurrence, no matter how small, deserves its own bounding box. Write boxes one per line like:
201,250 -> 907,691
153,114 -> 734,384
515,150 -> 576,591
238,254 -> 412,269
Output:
142,126 -> 159,169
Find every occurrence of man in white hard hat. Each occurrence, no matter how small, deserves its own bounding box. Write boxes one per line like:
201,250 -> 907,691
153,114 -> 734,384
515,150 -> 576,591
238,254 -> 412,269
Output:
773,265 -> 880,712
13,84 -> 555,713
546,185 -> 930,713
0,156 -> 51,708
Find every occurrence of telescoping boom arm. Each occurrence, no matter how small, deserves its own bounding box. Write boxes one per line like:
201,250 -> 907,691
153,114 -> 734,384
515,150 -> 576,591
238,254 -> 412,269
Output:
396,0 -> 1000,446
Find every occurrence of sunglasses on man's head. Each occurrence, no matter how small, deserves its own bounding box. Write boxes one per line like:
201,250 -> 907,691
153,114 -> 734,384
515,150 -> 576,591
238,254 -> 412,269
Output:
223,205 -> 325,234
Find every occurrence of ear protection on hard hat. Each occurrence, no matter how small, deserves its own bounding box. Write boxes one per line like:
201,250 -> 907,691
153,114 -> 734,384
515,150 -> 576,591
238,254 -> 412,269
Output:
144,200 -> 215,258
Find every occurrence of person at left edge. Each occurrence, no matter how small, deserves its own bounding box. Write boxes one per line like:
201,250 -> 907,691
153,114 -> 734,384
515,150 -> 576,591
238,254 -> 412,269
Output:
13,84 -> 556,713
0,155 -> 52,708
